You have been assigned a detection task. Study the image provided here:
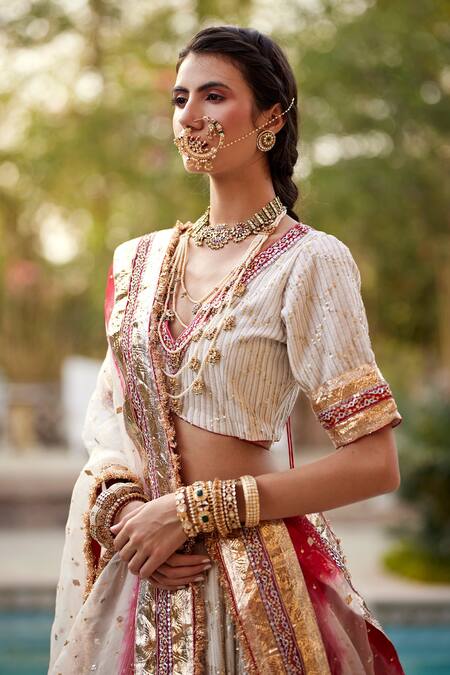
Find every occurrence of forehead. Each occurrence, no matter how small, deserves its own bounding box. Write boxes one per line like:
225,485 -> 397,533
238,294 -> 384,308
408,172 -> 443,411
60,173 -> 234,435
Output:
174,52 -> 248,93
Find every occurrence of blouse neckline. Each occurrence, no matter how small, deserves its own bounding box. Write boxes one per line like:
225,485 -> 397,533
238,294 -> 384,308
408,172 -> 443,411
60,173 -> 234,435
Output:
163,221 -> 310,349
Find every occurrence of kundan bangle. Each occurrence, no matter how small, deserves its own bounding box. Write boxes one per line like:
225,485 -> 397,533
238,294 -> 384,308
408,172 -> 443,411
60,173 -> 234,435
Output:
240,475 -> 260,527
221,479 -> 240,532
106,491 -> 148,531
89,482 -> 146,549
176,477 -> 247,540
185,483 -> 201,534
191,480 -> 215,533
175,486 -> 198,538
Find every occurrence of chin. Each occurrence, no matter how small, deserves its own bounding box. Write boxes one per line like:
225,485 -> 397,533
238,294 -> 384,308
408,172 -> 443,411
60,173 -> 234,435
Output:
181,158 -> 210,175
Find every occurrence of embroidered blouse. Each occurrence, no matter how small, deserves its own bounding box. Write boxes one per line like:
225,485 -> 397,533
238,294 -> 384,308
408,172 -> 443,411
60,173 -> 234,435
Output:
110,222 -> 402,448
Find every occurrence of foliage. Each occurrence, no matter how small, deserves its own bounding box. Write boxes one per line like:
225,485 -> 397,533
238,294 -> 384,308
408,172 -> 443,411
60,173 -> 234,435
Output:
0,0 -> 449,382
383,540 -> 450,584
383,391 -> 450,581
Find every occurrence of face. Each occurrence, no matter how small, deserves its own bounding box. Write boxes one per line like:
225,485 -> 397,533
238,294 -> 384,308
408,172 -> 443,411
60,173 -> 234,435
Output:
172,52 -> 283,176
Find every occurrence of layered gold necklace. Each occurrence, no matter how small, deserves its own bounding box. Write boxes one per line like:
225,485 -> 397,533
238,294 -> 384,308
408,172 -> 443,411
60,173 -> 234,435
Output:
189,195 -> 284,249
156,205 -> 287,408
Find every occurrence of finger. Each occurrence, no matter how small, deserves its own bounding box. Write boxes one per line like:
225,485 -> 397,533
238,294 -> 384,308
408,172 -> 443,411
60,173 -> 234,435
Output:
151,569 -> 206,587
117,539 -> 138,564
113,523 -> 132,552
157,561 -> 211,579
138,555 -> 165,580
128,551 -> 149,576
165,552 -> 211,567
147,578 -> 186,592
110,508 -> 138,533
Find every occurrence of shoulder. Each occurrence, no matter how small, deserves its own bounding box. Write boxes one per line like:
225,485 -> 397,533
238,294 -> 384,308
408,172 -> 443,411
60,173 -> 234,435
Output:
298,227 -> 354,260
112,226 -> 176,271
291,226 -> 360,282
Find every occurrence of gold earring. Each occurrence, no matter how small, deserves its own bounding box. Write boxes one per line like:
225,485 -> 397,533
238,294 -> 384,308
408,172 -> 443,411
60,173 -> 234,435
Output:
256,129 -> 276,152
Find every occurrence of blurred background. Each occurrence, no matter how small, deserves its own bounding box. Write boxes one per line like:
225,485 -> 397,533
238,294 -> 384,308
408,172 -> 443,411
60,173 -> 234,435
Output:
0,0 -> 449,673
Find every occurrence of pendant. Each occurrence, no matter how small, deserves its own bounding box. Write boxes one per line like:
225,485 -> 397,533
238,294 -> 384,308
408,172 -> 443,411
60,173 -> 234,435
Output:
206,347 -> 221,364
192,377 -> 205,395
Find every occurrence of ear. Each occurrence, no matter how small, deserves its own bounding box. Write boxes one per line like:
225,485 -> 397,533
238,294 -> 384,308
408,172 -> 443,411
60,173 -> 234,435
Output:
258,102 -> 286,135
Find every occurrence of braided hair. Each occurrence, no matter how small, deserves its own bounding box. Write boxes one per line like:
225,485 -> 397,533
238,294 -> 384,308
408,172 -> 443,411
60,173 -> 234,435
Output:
176,26 -> 300,221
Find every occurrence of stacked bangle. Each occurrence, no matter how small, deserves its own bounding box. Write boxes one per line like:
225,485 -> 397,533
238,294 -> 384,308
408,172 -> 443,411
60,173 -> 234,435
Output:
175,485 -> 198,538
240,475 -> 260,527
212,477 -> 229,537
89,481 -> 148,549
192,481 -> 215,533
222,479 -> 240,532
175,475 -> 260,539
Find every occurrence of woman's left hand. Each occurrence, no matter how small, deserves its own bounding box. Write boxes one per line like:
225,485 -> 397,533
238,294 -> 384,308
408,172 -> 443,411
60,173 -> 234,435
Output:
110,493 -> 187,579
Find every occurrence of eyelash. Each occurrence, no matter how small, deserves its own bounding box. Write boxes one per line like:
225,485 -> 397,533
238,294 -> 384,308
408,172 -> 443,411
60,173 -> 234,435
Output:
170,92 -> 224,107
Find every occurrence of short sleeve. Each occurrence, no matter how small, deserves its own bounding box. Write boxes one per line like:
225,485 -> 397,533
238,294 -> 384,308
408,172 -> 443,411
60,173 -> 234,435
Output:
281,231 -> 402,448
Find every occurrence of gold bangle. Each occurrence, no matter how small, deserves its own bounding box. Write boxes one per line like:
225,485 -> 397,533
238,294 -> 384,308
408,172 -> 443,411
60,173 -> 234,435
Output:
106,492 -> 147,532
191,480 -> 215,533
90,483 -> 140,540
93,481 -> 140,510
175,486 -> 198,539
222,479 -> 240,532
240,475 -> 260,527
229,479 -> 241,530
212,477 -> 229,537
91,491 -> 147,549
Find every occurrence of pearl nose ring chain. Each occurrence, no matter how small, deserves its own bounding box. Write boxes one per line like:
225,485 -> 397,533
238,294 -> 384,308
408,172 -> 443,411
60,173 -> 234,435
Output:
173,97 -> 295,170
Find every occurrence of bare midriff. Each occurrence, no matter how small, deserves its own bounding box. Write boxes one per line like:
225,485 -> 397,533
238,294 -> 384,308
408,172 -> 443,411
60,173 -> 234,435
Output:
173,413 -> 284,556
168,214 -> 299,555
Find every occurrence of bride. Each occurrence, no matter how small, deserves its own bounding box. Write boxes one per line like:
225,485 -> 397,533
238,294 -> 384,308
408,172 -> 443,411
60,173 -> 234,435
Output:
49,25 -> 405,674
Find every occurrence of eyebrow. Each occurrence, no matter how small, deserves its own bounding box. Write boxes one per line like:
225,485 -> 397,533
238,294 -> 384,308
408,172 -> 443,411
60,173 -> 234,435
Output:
172,81 -> 232,94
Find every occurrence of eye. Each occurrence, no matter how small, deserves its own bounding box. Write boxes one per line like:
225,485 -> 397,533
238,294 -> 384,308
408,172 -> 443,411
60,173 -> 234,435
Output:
170,92 -> 224,107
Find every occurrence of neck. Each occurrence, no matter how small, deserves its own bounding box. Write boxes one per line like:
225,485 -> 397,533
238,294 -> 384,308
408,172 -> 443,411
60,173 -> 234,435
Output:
208,161 -> 277,224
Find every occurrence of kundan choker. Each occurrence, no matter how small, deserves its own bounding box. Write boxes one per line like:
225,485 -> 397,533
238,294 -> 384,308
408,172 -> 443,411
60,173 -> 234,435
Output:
188,196 -> 285,250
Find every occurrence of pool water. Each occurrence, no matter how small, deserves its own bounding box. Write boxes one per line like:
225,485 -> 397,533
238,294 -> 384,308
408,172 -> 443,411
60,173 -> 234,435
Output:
0,611 -> 449,674
385,624 -> 450,675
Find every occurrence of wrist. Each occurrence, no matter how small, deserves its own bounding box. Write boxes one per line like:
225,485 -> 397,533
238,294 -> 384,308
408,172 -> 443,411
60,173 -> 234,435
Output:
163,492 -> 180,525
113,499 -> 145,525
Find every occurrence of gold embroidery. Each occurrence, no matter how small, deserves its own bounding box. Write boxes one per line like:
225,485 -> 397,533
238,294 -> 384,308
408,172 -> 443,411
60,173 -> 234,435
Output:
334,398 -> 401,446
311,362 -> 402,447
312,362 -> 383,412
205,522 -> 331,675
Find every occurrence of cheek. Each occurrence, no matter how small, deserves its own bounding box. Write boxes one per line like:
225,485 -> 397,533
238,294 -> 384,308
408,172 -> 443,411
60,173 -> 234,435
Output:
218,103 -> 251,136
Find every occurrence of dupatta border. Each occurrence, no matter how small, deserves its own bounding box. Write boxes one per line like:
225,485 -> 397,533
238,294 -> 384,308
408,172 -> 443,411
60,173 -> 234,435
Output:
108,226 -> 207,674
206,521 -> 331,675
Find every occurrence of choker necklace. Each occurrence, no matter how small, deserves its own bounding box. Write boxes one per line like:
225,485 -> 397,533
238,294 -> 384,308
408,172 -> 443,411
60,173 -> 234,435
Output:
188,196 -> 285,250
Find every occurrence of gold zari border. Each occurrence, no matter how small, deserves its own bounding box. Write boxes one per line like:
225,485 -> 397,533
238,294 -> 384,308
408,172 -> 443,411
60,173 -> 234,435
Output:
311,362 -> 402,448
206,520 -> 331,675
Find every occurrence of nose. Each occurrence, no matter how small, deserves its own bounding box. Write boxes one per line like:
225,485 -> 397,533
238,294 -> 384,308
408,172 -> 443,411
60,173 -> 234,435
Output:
177,104 -> 206,133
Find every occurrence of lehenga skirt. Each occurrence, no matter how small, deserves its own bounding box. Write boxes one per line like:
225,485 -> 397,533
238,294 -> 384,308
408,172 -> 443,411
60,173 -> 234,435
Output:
134,518 -> 404,675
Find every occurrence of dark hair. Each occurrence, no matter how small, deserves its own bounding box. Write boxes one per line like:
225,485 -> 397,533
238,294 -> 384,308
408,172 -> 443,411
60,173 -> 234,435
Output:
176,25 -> 300,221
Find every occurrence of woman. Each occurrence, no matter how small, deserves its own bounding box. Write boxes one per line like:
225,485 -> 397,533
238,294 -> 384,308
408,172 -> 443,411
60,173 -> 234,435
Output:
49,25 -> 405,674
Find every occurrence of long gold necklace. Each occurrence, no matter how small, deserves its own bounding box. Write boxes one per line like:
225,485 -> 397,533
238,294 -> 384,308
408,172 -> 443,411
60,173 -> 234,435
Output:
189,195 -> 285,249
156,208 -> 288,403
